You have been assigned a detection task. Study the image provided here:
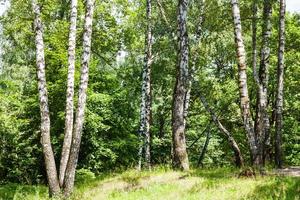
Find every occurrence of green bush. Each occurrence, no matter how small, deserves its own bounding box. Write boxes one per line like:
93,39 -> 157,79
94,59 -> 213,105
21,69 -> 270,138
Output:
75,169 -> 96,185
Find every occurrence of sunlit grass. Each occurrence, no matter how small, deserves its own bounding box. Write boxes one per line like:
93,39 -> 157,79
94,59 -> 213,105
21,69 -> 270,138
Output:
1,167 -> 299,200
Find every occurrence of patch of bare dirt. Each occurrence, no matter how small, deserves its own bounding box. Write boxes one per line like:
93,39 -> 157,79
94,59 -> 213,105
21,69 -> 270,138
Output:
274,166 -> 300,177
85,171 -> 185,200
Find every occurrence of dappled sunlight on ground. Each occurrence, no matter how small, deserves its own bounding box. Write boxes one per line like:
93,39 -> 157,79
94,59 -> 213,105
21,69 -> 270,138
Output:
1,168 -> 299,200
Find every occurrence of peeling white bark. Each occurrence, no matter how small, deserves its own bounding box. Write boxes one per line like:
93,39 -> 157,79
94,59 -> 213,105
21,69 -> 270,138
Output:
172,0 -> 189,171
230,0 -> 258,165
63,0 -> 95,196
59,0 -> 78,187
275,0 -> 286,169
138,0 -> 152,171
32,0 -> 60,196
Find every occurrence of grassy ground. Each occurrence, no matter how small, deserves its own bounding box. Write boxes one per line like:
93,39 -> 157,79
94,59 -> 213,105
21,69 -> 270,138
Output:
0,167 -> 299,200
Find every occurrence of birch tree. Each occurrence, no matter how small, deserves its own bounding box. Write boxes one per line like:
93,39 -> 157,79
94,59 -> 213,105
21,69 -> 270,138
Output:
32,0 -> 60,196
138,0 -> 152,171
185,0 -> 204,127
59,0 -> 78,187
255,0 -> 272,165
172,0 -> 189,171
252,0 -> 259,84
275,0 -> 286,169
230,0 -> 259,166
63,0 -> 95,196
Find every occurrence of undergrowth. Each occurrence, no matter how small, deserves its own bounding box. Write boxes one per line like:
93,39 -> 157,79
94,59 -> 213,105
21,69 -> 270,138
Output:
0,167 -> 299,200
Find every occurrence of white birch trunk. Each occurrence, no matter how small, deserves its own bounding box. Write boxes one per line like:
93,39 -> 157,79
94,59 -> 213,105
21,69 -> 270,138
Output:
172,0 -> 189,171
63,0 -> 95,196
230,0 -> 259,165
32,0 -> 60,196
275,0 -> 286,169
138,0 -> 152,171
59,0 -> 78,187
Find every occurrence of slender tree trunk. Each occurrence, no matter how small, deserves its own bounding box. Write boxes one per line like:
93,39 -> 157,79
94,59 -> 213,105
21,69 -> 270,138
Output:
156,0 -> 177,50
230,0 -> 259,166
63,0 -> 95,196
197,127 -> 211,167
156,0 -> 171,30
184,0 -> 204,127
32,0 -> 60,196
188,123 -> 211,149
252,0 -> 259,85
255,0 -> 272,166
158,108 -> 166,138
59,0 -> 78,187
157,0 -> 204,129
275,0 -> 286,169
137,139 -> 143,171
172,0 -> 189,171
198,94 -> 244,167
138,0 -> 152,171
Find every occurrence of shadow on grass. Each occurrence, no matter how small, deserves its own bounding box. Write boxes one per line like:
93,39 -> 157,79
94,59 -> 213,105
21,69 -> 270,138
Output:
0,184 -> 18,200
0,184 -> 47,200
246,176 -> 300,200
189,167 -> 238,179
187,167 -> 239,193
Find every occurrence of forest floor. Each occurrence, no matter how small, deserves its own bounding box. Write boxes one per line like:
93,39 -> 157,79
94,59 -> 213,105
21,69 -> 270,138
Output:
0,167 -> 299,200
274,166 -> 300,177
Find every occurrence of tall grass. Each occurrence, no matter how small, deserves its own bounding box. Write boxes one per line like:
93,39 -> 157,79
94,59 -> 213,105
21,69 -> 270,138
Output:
0,167 -> 299,200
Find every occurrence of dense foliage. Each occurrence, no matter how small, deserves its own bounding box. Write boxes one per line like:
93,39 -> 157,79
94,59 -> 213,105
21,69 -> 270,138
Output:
0,0 -> 299,184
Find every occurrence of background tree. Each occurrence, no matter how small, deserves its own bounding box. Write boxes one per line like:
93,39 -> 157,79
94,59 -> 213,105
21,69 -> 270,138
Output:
0,0 -> 299,189
254,0 -> 272,166
138,0 -> 152,171
275,0 -> 286,169
197,92 -> 244,167
172,0 -> 190,171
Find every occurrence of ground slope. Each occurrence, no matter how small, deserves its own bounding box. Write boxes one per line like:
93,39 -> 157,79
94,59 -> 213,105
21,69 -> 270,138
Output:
0,168 -> 299,200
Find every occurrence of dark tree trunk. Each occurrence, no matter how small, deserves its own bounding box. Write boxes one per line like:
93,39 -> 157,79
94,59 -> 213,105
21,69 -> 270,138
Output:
32,0 -> 60,196
255,0 -> 272,166
275,0 -> 286,169
198,94 -> 244,167
197,127 -> 211,167
188,123 -> 211,149
63,0 -> 95,196
172,0 -> 190,171
138,0 -> 152,171
59,0 -> 78,187
230,0 -> 258,166
158,109 -> 166,139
